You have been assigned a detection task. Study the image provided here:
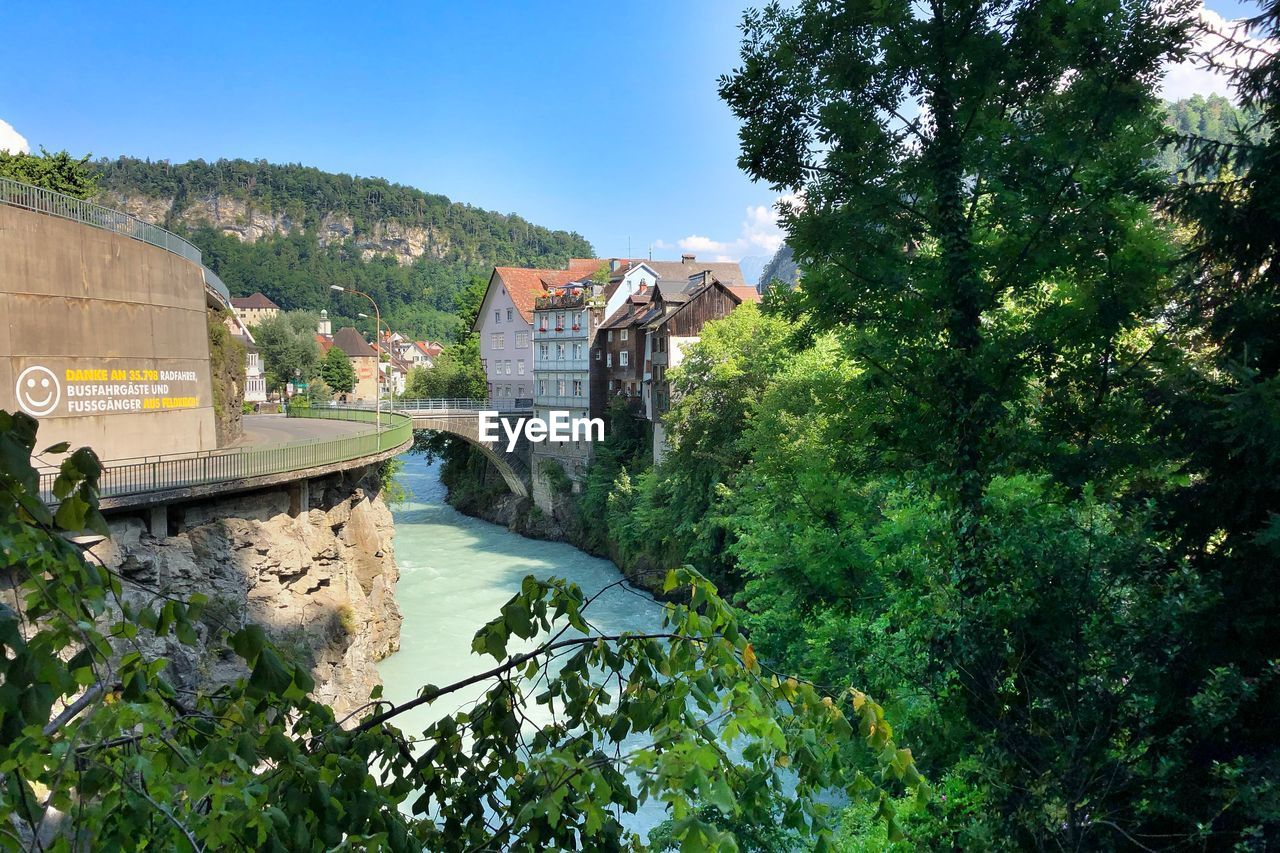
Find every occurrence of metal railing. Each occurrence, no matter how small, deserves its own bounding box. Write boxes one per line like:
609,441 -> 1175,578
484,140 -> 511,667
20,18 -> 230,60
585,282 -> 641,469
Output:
332,398 -> 532,413
39,407 -> 411,505
0,177 -> 203,266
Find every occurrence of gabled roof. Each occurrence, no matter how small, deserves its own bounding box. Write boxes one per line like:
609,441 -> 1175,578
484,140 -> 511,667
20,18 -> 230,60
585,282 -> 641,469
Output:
332,327 -> 377,358
644,260 -> 746,288
315,334 -> 334,354
231,292 -> 280,310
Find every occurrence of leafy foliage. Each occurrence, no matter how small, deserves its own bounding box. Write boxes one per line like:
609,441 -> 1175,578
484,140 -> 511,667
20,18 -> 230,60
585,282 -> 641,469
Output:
318,345 -> 357,395
0,147 -> 99,198
254,310 -> 322,392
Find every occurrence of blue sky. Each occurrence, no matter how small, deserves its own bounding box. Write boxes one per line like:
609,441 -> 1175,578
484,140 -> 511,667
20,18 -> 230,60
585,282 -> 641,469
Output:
0,1 -> 1263,264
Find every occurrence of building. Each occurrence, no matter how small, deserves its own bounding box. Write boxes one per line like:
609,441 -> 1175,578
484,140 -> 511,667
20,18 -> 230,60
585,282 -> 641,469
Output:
230,292 -> 281,328
637,268 -> 757,462
594,287 -> 652,414
243,342 -> 267,404
530,275 -> 606,500
330,327 -> 380,402
474,259 -> 615,401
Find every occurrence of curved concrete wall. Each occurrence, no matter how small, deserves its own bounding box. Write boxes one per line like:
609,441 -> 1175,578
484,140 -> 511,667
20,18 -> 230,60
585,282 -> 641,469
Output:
0,204 -> 217,461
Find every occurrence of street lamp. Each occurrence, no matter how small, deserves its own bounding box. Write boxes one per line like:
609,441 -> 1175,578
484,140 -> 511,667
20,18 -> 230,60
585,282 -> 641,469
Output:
330,284 -> 383,434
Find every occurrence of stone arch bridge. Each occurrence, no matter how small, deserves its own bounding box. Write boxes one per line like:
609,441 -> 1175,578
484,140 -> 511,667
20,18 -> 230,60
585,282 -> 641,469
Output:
395,400 -> 535,498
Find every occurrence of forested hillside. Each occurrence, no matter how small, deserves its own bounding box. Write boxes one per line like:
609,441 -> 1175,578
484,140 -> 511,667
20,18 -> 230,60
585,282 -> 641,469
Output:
1159,93 -> 1267,174
92,157 -> 594,340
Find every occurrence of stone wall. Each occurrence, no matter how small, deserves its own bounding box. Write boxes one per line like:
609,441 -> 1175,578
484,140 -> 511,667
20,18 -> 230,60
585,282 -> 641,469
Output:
88,465 -> 401,720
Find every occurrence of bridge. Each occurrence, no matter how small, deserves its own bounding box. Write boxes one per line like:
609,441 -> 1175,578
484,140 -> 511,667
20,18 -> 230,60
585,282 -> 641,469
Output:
331,399 -> 536,498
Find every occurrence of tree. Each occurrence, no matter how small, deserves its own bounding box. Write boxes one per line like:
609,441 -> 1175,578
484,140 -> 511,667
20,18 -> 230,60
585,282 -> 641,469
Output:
0,147 -> 99,198
0,409 -> 923,849
319,345 -> 356,395
720,0 -> 1202,846
403,340 -> 487,400
255,310 -> 320,392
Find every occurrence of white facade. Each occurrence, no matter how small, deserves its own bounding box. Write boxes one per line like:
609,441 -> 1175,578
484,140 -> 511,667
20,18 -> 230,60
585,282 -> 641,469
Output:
244,349 -> 267,404
475,277 -> 533,401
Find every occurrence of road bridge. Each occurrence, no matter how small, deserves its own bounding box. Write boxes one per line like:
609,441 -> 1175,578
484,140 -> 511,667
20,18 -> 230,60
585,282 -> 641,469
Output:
340,400 -> 536,498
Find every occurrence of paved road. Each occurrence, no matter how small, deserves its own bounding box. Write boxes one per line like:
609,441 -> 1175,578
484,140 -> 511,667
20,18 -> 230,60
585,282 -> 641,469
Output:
239,414 -> 377,447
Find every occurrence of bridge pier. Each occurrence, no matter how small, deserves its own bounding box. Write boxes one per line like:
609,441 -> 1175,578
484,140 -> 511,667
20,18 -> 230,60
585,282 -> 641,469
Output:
148,503 -> 168,537
289,479 -> 310,518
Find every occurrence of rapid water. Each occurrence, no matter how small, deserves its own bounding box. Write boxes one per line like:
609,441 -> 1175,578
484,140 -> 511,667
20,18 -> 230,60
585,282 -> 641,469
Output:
375,453 -> 669,837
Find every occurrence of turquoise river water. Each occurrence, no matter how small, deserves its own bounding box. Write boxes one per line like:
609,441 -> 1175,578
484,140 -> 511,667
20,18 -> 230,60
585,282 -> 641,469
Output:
375,453 -> 669,836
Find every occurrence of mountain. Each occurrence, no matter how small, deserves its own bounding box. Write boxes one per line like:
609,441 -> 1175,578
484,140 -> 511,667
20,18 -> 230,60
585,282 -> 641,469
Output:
92,157 -> 594,341
758,245 -> 799,293
736,255 -> 770,290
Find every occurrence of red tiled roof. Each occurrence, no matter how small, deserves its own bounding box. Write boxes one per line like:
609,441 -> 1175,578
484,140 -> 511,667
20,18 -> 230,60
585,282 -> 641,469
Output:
492,267 -> 584,323
230,292 -> 280,310
726,286 -> 762,304
315,334 -> 334,353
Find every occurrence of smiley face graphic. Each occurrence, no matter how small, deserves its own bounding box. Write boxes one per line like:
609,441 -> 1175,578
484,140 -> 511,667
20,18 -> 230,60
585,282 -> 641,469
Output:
15,366 -> 61,417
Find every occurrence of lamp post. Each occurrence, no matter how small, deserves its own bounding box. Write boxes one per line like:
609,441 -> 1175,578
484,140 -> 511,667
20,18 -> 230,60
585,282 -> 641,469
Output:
330,284 -> 383,434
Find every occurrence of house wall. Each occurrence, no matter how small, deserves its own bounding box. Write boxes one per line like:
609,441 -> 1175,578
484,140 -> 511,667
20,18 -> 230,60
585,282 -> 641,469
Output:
477,276 -> 533,400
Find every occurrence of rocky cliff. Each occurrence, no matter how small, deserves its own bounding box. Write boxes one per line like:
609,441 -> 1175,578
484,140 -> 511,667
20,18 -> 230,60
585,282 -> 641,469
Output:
89,465 -> 401,720
106,191 -> 452,267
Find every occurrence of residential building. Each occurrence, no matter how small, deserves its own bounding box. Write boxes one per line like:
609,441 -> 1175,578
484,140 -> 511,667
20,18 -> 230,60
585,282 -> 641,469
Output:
474,260 -> 612,401
638,268 -> 757,462
229,292 -> 281,328
594,288 -> 652,413
330,327 -> 380,402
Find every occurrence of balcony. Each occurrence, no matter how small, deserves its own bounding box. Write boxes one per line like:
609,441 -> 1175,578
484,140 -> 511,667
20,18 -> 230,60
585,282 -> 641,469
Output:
535,394 -> 588,408
534,358 -> 589,372
534,292 -> 586,310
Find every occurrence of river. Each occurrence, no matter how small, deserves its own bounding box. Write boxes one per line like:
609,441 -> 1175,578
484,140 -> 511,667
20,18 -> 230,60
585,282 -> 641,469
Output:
375,453 -> 669,837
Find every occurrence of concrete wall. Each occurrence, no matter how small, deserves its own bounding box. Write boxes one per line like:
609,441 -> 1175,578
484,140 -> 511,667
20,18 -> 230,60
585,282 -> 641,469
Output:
0,204 -> 218,461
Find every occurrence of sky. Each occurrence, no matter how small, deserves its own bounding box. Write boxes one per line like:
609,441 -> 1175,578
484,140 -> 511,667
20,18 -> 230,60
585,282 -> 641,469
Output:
0,0 -> 1268,264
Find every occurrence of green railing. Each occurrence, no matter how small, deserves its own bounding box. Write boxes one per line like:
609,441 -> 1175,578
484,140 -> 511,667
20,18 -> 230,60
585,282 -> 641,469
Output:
38,407 -> 412,505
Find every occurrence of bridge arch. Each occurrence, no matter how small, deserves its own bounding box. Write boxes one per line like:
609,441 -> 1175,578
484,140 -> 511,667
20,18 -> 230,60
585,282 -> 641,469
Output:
404,406 -> 533,499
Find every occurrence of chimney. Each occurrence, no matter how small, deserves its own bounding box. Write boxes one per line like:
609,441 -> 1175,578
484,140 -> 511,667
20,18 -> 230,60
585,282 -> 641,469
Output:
681,253 -> 696,264
610,258 -> 620,272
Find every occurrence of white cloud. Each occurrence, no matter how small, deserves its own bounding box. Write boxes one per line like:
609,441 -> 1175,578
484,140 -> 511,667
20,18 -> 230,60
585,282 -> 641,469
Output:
0,119 -> 29,155
668,193 -> 803,262
1160,4 -> 1278,101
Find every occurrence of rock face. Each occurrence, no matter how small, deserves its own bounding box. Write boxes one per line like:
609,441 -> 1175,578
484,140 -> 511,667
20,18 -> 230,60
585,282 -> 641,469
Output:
89,465 -> 401,720
106,192 -> 452,268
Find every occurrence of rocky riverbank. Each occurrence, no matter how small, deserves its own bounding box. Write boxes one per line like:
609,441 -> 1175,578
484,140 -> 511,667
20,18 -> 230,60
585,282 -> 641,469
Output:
89,464 -> 401,720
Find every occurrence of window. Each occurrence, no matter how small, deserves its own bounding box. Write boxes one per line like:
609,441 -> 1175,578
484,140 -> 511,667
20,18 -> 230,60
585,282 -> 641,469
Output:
538,380 -> 546,395
572,379 -> 583,397
539,315 -> 548,332
621,328 -> 628,341
517,385 -> 524,397
572,343 -> 582,359
557,379 -> 566,396
606,353 -> 613,368
573,312 -> 583,328
515,331 -> 530,348
556,312 -> 566,329
507,308 -> 513,321
594,349 -> 601,360
620,351 -> 629,367
495,310 -> 501,323
490,333 -> 503,350
539,343 -> 549,360
517,359 -> 525,375
607,330 -> 613,343
556,343 -> 566,359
